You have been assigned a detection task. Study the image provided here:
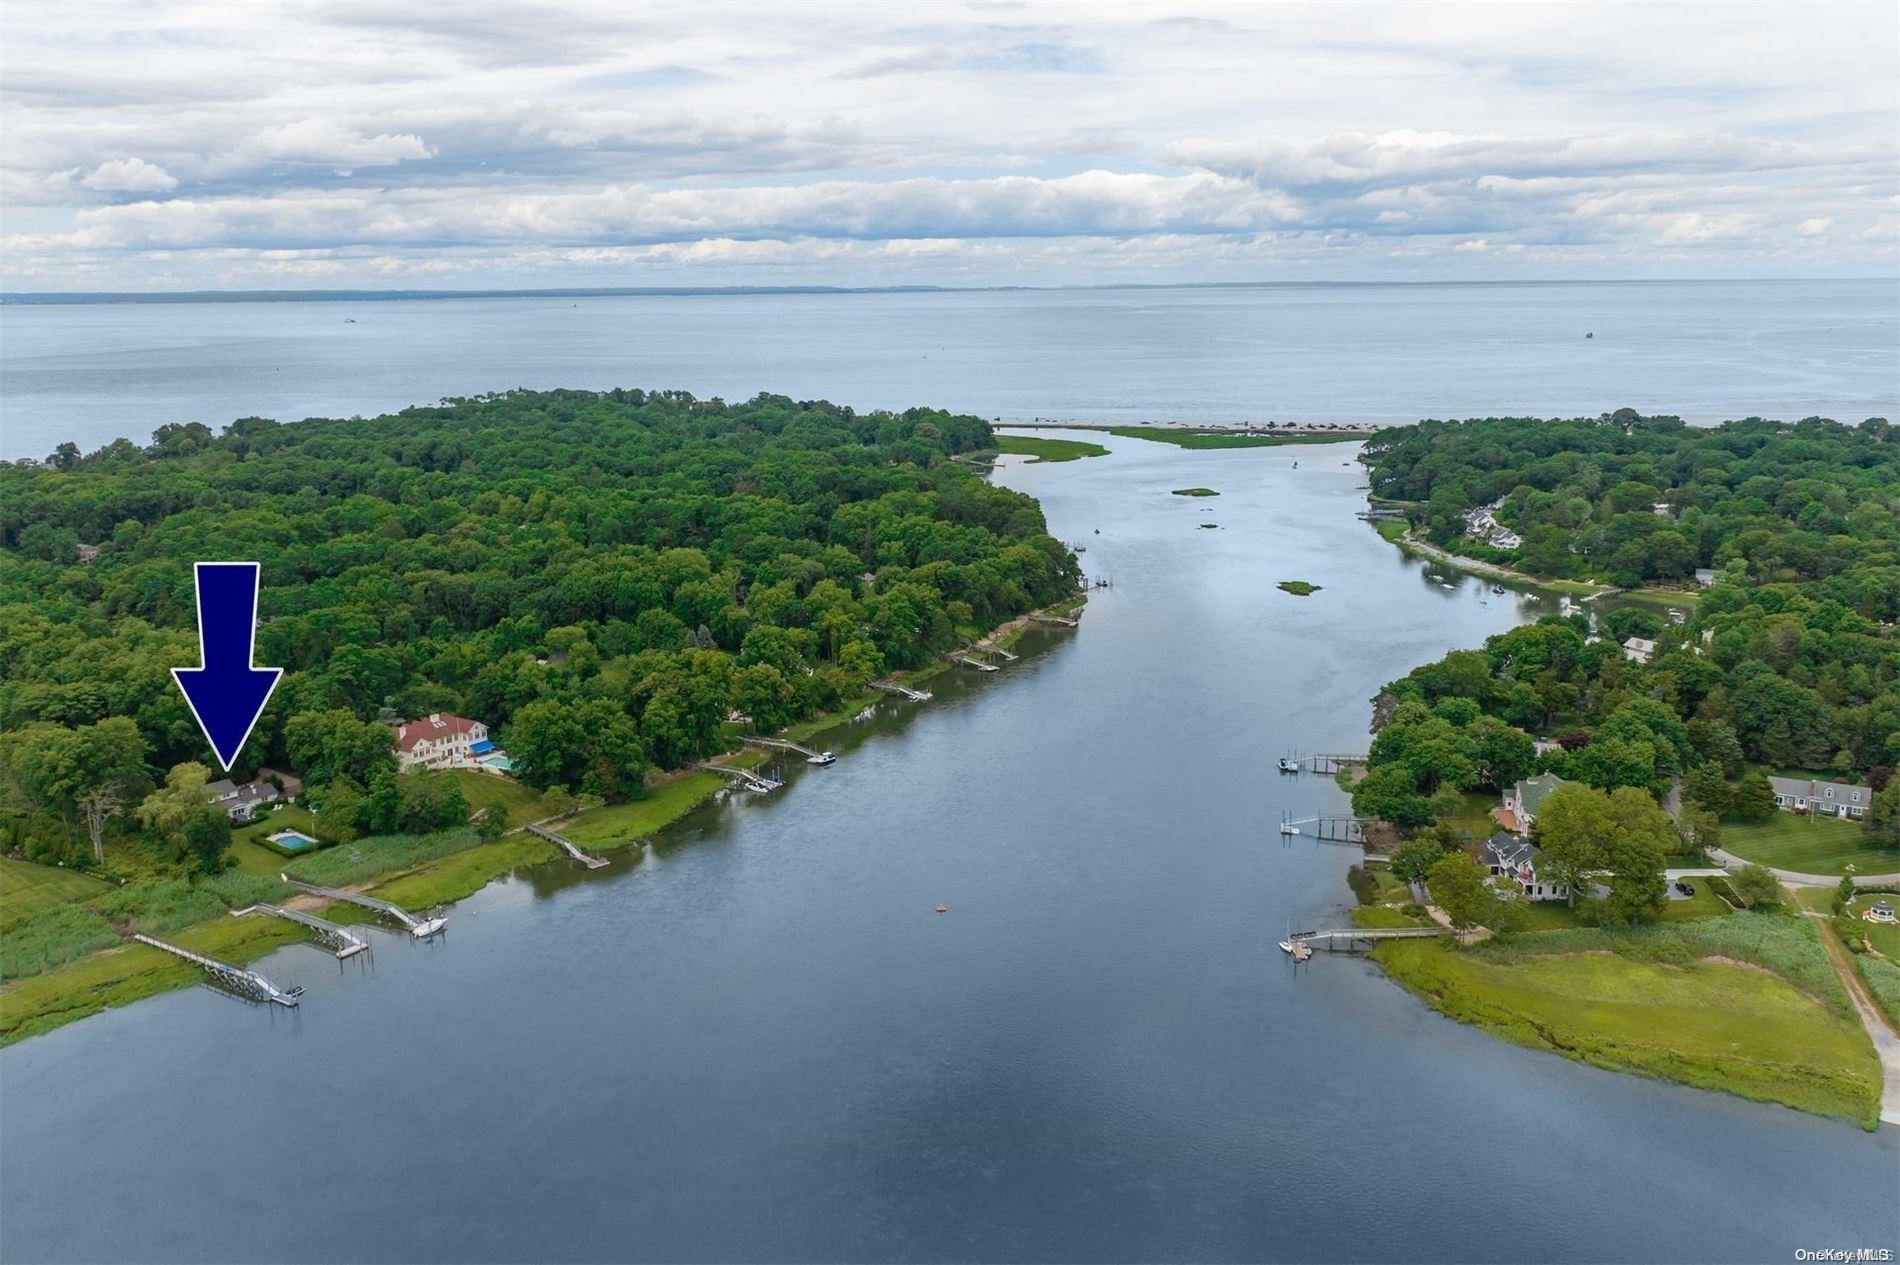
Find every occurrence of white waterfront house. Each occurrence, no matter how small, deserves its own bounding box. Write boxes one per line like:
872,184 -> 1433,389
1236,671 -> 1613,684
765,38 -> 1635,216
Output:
1622,636 -> 1657,664
1485,832 -> 1569,902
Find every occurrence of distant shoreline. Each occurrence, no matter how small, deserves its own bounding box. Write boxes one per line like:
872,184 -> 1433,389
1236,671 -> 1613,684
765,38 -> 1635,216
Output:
2,277 -> 1886,306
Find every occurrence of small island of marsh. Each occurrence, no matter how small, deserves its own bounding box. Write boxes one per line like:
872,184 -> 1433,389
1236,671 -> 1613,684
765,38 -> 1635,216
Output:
1171,487 -> 1219,497
1277,580 -> 1322,595
992,433 -> 1108,463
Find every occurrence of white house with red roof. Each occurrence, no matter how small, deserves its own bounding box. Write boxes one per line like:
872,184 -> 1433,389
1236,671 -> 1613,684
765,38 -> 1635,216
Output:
395,713 -> 489,771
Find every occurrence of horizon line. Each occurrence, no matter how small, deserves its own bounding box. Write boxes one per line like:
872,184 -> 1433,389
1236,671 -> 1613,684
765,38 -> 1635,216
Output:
2,276 -> 1891,305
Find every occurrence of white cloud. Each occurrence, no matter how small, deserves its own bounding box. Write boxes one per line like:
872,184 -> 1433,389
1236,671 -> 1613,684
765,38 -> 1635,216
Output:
0,0 -> 1894,288
236,120 -> 433,171
78,157 -> 177,193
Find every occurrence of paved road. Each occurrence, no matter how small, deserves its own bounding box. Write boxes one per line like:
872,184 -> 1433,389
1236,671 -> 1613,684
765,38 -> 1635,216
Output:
1707,848 -> 1900,888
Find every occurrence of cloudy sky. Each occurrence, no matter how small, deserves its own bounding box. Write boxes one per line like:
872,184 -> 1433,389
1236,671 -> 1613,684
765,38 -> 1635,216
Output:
2,0 -> 1896,291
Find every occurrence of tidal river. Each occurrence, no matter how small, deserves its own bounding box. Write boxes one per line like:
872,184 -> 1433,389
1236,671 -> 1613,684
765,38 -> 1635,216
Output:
1,432 -> 1893,1263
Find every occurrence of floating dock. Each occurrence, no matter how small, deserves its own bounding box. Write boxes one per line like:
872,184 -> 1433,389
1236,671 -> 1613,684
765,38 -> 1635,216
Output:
873,682 -> 933,702
231,904 -> 370,959
282,877 -> 447,937
132,933 -> 303,1005
527,822 -> 610,868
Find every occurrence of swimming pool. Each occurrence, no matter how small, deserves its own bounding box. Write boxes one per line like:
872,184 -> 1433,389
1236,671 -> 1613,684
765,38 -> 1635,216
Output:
478,754 -> 514,772
266,829 -> 319,851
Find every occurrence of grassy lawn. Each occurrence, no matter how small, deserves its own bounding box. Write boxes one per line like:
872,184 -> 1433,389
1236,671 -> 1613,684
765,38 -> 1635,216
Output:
1659,886 -> 1735,921
0,859 -> 113,932
0,913 -> 306,1045
1374,936 -> 1879,1125
440,770 -> 551,829
1843,896 -> 1900,958
366,836 -> 558,908
1719,813 -> 1894,876
992,433 -> 1108,463
226,805 -> 323,877
560,772 -> 726,849
1438,791 -> 1504,845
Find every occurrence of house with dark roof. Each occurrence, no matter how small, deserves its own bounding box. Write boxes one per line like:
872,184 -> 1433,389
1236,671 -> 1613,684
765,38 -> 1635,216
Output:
1485,832 -> 1569,902
204,776 -> 283,823
1768,776 -> 1870,820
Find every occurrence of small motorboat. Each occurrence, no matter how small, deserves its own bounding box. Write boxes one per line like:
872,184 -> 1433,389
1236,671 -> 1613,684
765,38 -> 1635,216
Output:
935,905 -> 948,914
1279,822 -> 1300,837
806,751 -> 836,766
1491,583 -> 1506,595
1277,756 -> 1301,773
1278,938 -> 1297,954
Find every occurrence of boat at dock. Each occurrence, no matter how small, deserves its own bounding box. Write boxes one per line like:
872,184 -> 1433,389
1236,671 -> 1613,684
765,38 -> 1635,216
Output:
806,751 -> 836,765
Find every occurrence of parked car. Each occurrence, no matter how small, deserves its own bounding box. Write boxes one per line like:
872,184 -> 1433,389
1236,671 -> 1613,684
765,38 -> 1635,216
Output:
1674,881 -> 1695,897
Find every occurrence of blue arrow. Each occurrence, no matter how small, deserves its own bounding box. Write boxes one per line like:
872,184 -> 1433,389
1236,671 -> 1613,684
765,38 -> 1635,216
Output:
172,562 -> 283,772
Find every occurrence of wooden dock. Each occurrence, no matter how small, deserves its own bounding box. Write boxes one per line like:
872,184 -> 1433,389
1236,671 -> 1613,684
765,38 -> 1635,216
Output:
949,651 -> 999,672
231,904 -> 370,959
873,681 -> 933,702
282,878 -> 447,937
692,762 -> 781,793
527,822 -> 609,868
133,933 -> 304,1005
1290,926 -> 1451,953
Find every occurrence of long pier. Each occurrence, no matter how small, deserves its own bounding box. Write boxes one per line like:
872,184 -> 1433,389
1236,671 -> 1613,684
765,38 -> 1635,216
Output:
692,762 -> 782,793
1290,926 -> 1452,953
974,642 -> 1019,662
231,904 -> 370,959
132,933 -> 304,1005
1030,612 -> 1080,628
742,735 -> 830,760
527,822 -> 609,869
282,878 -> 447,937
949,651 -> 999,672
1281,814 -> 1377,844
873,681 -> 933,702
1281,752 -> 1368,775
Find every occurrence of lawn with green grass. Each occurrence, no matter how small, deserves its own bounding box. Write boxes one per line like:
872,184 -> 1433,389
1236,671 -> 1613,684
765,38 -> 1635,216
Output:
1719,813 -> 1894,877
992,433 -> 1108,463
441,770 -> 552,829
1843,895 -> 1900,958
0,913 -> 307,1045
0,859 -> 113,931
560,772 -> 727,849
1374,933 -> 1879,1125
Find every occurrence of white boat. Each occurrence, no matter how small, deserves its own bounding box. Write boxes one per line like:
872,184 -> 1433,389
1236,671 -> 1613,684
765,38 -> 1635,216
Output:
1279,822 -> 1300,836
1278,939 -> 1297,954
1277,756 -> 1301,773
806,751 -> 836,765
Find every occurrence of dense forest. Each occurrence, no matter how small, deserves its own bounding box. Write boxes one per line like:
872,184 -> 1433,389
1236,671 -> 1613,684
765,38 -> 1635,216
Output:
0,389 -> 1076,869
1367,409 -> 1899,606
1351,411 -> 1900,921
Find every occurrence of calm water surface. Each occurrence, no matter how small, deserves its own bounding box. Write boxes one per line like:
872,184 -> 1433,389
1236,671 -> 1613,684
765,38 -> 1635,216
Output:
3,279 -> 1897,458
2,433 -> 1893,1263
